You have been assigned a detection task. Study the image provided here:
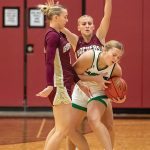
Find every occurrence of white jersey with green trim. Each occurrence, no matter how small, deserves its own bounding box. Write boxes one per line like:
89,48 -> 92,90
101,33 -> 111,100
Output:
83,50 -> 115,92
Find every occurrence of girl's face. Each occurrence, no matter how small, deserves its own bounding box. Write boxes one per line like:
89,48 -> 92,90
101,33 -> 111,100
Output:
78,16 -> 95,37
104,47 -> 123,66
57,9 -> 68,29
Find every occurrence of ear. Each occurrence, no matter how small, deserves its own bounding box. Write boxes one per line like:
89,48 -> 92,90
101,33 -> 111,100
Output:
53,15 -> 58,21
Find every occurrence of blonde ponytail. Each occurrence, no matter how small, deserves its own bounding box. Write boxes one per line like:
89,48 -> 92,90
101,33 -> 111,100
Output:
38,4 -> 66,20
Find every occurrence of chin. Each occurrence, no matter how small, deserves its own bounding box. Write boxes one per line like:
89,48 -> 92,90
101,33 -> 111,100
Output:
85,33 -> 92,37
108,62 -> 113,66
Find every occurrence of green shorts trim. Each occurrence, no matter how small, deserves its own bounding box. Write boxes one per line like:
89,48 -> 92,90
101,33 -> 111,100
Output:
72,103 -> 87,112
88,95 -> 108,107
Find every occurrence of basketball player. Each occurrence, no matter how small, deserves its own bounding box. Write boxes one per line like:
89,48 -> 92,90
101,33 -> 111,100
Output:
62,0 -> 112,52
36,3 -> 90,150
45,0 -> 114,149
61,0 -> 115,149
71,40 -> 125,150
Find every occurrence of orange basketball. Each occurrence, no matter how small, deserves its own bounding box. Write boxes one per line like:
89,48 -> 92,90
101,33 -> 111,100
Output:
105,76 -> 127,99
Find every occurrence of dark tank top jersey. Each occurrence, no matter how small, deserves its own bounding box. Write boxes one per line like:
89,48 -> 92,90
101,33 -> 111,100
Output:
75,34 -> 103,58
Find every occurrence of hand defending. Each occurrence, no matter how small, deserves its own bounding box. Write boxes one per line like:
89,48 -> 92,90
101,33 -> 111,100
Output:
77,80 -> 92,98
36,86 -> 53,98
47,0 -> 59,6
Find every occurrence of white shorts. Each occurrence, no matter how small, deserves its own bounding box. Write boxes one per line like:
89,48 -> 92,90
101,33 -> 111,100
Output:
72,84 -> 108,111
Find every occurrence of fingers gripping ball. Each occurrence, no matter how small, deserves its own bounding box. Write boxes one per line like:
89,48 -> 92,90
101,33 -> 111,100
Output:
105,77 -> 127,99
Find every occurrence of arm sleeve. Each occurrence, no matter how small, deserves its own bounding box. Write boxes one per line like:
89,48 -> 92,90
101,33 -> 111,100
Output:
71,67 -> 80,83
45,32 -> 59,86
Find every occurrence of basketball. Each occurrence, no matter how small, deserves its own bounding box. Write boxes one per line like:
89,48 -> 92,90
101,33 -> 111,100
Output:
105,76 -> 127,99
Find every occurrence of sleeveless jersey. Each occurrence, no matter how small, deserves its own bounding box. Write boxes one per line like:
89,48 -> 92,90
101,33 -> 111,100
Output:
72,50 -> 116,109
75,34 -> 103,58
83,50 -> 116,91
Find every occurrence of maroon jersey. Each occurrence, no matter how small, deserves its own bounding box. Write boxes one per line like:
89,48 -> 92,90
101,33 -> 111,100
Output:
75,34 -> 103,58
44,27 -> 79,90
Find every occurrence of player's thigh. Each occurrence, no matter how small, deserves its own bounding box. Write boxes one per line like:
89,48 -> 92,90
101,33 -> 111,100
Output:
72,84 -> 88,111
71,107 -> 86,128
53,104 -> 72,130
87,100 -> 106,120
102,99 -> 114,127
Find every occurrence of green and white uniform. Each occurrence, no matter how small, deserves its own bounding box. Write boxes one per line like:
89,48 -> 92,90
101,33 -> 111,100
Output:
72,50 -> 116,111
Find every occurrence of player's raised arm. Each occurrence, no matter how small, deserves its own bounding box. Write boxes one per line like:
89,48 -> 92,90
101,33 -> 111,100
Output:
96,0 -> 112,42
61,28 -> 79,50
46,0 -> 59,5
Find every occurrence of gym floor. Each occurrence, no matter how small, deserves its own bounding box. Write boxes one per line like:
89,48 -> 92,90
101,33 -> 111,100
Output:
0,115 -> 150,150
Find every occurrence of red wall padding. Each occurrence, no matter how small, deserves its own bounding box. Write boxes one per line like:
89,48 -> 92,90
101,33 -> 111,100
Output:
142,0 -> 150,107
27,0 -> 82,106
0,0 -> 24,106
0,0 -> 150,108
26,0 -> 50,106
106,0 -> 143,108
86,0 -> 103,30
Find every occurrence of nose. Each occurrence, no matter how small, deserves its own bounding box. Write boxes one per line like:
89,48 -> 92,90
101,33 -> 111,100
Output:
85,23 -> 89,27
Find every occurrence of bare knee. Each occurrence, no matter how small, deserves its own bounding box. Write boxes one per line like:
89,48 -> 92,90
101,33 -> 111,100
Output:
87,114 -> 102,128
55,127 -> 70,138
68,126 -> 79,138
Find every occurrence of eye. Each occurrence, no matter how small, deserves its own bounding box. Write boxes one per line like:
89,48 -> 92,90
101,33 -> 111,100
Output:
112,54 -> 117,57
88,22 -> 92,25
64,16 -> 68,19
82,22 -> 86,25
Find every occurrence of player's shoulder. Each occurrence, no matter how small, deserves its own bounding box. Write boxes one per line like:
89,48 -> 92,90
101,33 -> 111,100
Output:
80,50 -> 94,62
46,27 -> 60,39
115,63 -> 122,70
112,63 -> 122,76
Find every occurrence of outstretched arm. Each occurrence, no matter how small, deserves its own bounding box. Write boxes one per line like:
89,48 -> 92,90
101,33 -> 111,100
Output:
36,31 -> 59,98
61,28 -> 79,50
96,0 -> 112,42
46,0 -> 58,5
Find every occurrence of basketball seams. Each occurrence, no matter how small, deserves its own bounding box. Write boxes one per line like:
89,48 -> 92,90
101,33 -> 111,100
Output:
105,77 -> 127,100
106,89 -> 114,99
120,78 -> 127,96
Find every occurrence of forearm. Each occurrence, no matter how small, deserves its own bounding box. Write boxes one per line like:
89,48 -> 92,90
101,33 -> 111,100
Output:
61,28 -> 78,50
96,0 -> 112,41
46,64 -> 54,86
45,32 -> 58,86
78,73 -> 109,87
71,67 -> 80,83
78,74 -> 96,82
104,0 -> 112,18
